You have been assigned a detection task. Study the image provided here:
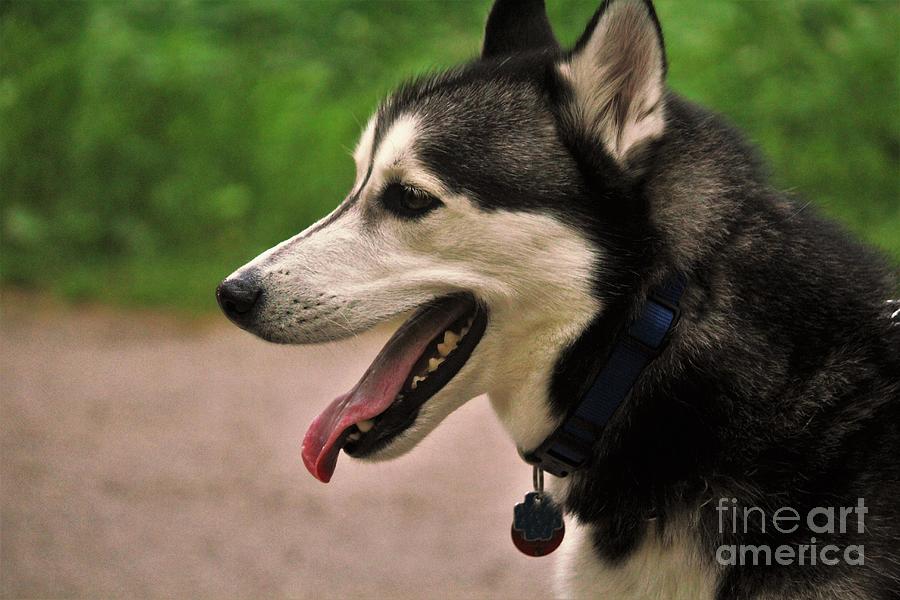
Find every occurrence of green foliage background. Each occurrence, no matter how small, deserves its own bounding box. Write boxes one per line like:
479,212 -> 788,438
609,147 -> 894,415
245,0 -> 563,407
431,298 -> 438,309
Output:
1,0 -> 898,312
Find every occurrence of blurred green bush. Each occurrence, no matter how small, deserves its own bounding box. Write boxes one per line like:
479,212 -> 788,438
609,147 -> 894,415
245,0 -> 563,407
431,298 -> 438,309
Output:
1,1 -> 897,312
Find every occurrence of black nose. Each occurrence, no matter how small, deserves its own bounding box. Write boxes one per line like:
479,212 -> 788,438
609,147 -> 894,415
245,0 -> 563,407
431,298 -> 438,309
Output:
216,276 -> 261,324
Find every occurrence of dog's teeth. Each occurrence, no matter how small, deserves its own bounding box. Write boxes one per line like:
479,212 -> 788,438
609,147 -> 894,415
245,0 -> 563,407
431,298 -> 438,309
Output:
347,432 -> 361,442
437,330 -> 460,357
411,375 -> 426,389
428,357 -> 444,372
357,419 -> 374,433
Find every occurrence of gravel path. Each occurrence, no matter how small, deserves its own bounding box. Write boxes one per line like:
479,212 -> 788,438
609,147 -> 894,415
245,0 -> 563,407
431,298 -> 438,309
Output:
1,298 -> 555,599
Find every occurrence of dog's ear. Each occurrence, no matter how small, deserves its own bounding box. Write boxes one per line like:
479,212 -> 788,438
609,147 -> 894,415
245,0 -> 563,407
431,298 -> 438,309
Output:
482,0 -> 559,59
560,0 -> 667,163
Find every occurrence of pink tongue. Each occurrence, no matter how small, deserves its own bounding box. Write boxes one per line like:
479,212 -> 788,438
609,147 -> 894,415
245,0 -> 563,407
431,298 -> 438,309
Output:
301,298 -> 469,482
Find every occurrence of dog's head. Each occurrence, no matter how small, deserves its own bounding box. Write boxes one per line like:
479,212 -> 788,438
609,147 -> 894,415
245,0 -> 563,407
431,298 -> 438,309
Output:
217,0 -> 669,482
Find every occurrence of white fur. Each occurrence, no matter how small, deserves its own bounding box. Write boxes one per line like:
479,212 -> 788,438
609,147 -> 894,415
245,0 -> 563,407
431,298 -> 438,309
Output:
555,518 -> 716,600
373,113 -> 418,171
351,114 -> 377,193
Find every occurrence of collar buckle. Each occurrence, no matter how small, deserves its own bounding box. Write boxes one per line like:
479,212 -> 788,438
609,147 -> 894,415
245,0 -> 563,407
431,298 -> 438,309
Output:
626,291 -> 681,353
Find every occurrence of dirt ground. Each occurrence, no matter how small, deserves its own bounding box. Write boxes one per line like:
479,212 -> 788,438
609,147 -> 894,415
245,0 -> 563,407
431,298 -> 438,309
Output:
1,296 -> 556,599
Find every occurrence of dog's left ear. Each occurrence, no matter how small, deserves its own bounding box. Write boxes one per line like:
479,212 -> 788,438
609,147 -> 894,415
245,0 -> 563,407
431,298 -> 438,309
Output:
482,0 -> 559,59
560,0 -> 667,163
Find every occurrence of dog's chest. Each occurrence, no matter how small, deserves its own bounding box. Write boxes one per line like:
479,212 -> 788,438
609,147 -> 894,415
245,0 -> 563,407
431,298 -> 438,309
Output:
553,520 -> 716,600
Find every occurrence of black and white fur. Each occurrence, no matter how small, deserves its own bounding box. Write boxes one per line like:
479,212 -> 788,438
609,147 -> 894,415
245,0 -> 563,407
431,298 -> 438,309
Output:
219,1 -> 900,597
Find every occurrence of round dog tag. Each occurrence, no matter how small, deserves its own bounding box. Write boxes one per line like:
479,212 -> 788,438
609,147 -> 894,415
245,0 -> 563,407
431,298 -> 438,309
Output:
511,491 -> 565,556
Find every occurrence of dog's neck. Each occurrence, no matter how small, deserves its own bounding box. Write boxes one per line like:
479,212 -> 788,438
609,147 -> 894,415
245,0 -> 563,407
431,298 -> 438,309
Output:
485,268 -> 684,465
485,298 -> 598,453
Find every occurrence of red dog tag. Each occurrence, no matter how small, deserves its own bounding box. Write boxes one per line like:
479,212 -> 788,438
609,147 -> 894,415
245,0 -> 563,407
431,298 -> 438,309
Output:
511,491 -> 565,556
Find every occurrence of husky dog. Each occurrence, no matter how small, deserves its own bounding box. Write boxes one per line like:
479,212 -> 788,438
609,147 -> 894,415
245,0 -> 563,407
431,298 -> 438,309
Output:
217,1 -> 899,597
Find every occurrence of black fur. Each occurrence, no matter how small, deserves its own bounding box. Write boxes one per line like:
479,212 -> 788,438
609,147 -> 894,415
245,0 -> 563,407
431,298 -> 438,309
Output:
482,0 -> 559,59
373,1 -> 900,597
563,94 -> 900,599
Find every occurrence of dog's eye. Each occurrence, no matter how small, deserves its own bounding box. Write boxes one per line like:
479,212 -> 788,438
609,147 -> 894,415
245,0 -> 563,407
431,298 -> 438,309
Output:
381,183 -> 441,218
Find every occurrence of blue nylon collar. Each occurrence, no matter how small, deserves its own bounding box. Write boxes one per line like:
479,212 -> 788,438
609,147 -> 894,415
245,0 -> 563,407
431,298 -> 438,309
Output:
522,273 -> 687,478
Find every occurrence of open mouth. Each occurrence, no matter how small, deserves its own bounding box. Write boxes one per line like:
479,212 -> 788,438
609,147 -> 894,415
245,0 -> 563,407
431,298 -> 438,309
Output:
301,294 -> 488,482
